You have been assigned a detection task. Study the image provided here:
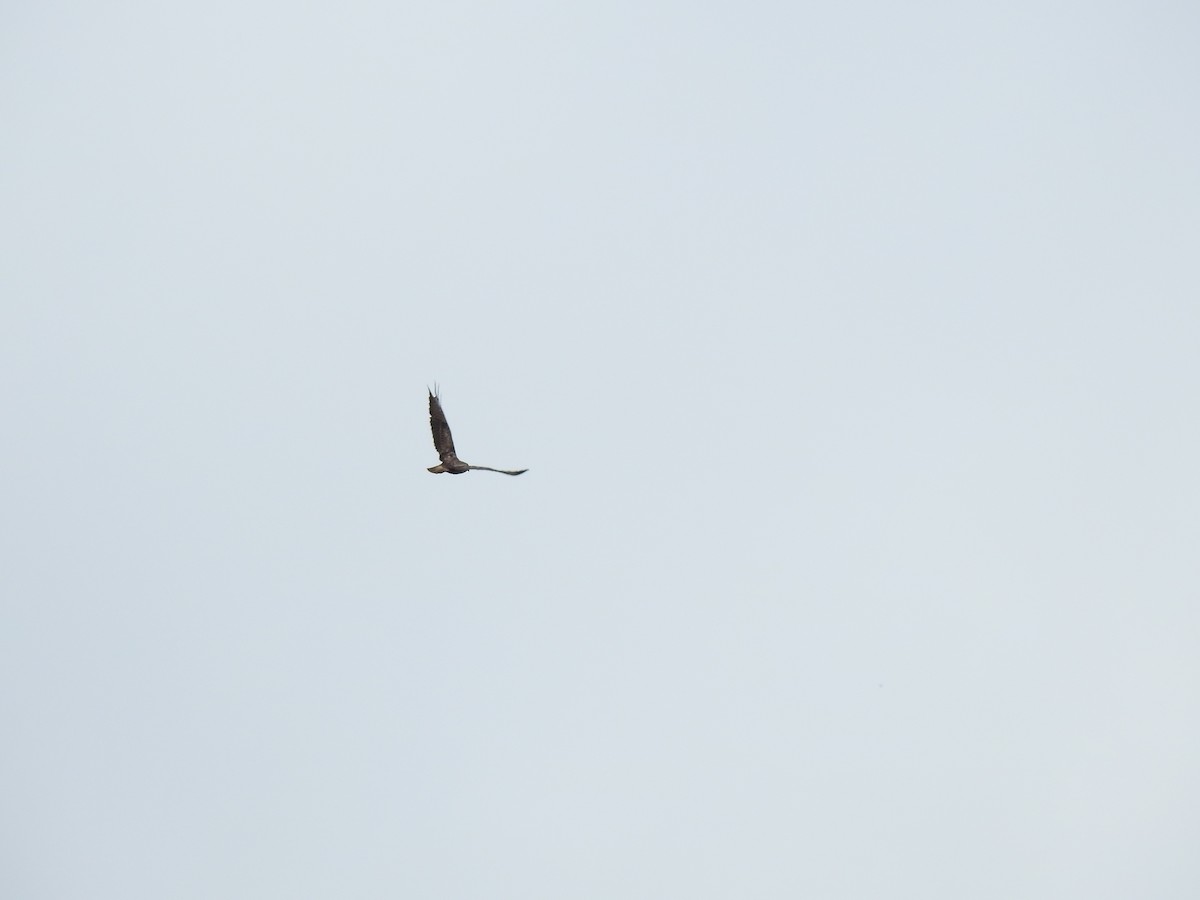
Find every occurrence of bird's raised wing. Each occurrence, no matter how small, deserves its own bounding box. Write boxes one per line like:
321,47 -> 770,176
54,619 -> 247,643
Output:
428,388 -> 458,462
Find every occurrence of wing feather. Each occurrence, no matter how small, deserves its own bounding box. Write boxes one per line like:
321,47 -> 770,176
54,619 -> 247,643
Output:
428,388 -> 457,461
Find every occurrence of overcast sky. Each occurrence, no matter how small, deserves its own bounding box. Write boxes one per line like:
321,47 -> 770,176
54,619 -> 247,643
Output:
3,2 -> 1199,898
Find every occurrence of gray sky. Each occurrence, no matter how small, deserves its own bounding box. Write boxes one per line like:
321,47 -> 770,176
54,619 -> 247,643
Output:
3,2 -> 1199,897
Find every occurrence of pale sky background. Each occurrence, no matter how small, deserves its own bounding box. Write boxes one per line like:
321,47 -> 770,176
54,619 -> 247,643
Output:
3,2 -> 1199,898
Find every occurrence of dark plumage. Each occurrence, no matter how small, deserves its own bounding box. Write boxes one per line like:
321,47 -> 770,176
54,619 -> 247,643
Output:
427,387 -> 527,476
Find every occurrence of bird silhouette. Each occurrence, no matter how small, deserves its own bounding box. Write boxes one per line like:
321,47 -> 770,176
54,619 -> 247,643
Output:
426,386 -> 528,476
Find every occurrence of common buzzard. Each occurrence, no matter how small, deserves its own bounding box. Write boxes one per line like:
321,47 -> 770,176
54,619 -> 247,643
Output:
427,387 -> 528,476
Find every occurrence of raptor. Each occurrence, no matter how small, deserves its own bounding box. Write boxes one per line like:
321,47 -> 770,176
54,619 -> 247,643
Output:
426,387 -> 528,476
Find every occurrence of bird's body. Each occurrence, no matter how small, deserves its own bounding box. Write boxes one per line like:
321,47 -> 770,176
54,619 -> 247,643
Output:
427,387 -> 527,476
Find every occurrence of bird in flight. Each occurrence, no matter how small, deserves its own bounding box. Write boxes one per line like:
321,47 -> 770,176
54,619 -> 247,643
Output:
427,386 -> 528,476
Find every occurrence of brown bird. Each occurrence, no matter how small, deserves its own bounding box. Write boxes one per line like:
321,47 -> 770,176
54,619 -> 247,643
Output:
427,386 -> 528,476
